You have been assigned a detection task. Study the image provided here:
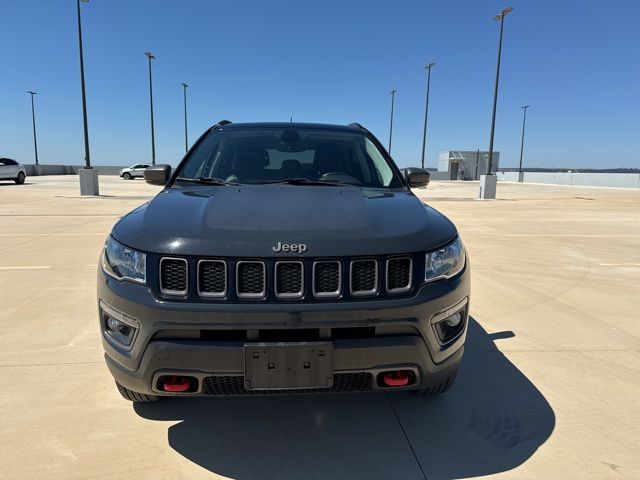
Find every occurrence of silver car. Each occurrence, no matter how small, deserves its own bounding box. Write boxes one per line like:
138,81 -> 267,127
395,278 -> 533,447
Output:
0,158 -> 26,184
119,164 -> 150,180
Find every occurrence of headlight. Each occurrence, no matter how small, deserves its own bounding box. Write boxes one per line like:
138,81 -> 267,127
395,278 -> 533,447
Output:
102,236 -> 146,284
425,237 -> 465,283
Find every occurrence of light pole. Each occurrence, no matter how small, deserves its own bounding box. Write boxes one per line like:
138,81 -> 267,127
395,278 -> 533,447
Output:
181,83 -> 189,153
420,62 -> 436,170
518,105 -> 530,179
388,89 -> 397,154
27,91 -> 39,165
145,51 -> 156,165
480,6 -> 513,200
487,6 -> 513,175
76,0 -> 98,195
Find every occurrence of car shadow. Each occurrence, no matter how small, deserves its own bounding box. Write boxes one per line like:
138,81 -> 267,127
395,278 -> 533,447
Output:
135,318 -> 555,479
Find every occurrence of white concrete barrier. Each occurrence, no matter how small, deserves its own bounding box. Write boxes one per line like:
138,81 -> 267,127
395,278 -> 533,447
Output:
24,164 -> 128,176
496,172 -> 640,189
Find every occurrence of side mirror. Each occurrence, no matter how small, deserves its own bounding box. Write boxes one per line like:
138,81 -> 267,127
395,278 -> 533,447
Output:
402,168 -> 430,188
144,164 -> 171,185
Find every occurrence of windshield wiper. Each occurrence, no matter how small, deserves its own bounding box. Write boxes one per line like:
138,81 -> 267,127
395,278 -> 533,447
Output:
176,177 -> 239,186
272,178 -> 344,186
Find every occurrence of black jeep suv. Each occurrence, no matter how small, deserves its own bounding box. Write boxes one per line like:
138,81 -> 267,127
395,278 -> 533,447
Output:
98,122 -> 469,401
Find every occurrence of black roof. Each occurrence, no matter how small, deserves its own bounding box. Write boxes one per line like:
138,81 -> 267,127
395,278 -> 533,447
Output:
216,122 -> 364,132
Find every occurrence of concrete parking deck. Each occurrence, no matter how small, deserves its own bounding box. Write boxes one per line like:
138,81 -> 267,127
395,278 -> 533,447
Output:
1,176 -> 638,479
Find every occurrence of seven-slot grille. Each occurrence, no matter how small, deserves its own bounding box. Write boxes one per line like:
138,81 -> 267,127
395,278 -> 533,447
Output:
236,261 -> 266,298
275,261 -> 304,298
159,258 -> 188,295
198,260 -> 227,297
386,257 -> 413,293
158,255 -> 415,300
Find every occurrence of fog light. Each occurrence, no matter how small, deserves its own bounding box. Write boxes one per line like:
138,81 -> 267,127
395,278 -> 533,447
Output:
100,301 -> 139,350
107,317 -> 124,331
433,309 -> 465,343
444,312 -> 462,328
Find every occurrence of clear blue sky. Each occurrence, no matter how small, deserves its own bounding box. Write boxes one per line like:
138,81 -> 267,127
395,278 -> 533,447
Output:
1,0 -> 639,169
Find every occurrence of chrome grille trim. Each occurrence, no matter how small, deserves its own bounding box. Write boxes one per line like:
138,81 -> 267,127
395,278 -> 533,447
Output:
386,257 -> 413,294
159,257 -> 188,296
197,259 -> 227,298
274,261 -> 304,299
349,259 -> 379,296
312,260 -> 342,298
236,260 -> 267,299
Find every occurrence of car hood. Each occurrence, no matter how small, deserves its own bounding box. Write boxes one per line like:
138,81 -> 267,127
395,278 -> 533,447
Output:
112,185 -> 457,257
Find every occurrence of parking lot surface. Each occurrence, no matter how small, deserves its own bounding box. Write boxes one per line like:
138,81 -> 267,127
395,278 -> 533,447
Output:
1,175 -> 639,479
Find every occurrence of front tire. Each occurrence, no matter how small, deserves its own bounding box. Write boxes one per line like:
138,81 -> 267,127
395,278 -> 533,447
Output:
15,172 -> 25,184
123,172 -> 132,180
416,374 -> 457,396
116,382 -> 160,403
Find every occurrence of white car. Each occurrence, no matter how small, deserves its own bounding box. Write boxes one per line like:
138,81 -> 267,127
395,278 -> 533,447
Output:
0,158 -> 26,184
119,164 -> 150,180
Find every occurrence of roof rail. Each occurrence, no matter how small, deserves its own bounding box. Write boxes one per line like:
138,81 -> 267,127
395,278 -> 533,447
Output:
210,120 -> 232,131
348,122 -> 366,131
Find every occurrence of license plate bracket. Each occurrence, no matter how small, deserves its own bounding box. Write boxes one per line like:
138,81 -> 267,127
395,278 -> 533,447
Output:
244,342 -> 333,390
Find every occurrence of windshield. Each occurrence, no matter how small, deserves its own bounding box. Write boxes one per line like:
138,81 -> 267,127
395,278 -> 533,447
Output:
175,127 -> 403,188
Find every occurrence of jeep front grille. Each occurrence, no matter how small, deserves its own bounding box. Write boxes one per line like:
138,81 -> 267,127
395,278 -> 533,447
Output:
198,260 -> 227,297
313,261 -> 341,297
158,254 -> 413,300
236,261 -> 266,298
159,258 -> 188,295
386,257 -> 412,293
274,261 -> 304,298
350,259 -> 378,296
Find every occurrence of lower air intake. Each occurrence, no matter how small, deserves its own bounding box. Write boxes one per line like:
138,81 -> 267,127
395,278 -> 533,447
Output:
203,372 -> 372,395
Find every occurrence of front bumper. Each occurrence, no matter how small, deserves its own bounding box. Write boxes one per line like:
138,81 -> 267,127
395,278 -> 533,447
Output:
98,264 -> 470,396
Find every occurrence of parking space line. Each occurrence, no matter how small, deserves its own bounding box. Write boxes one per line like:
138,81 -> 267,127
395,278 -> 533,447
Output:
0,266 -> 51,270
0,214 -> 120,217
597,263 -> 640,267
0,361 -> 103,368
0,233 -> 106,236
505,234 -> 640,237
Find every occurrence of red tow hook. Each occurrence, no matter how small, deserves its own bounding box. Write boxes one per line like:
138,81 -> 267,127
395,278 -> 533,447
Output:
162,376 -> 192,392
382,371 -> 410,387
